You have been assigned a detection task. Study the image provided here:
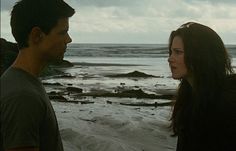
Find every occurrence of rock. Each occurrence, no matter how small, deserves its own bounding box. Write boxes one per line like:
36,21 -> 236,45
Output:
107,70 -> 158,78
106,100 -> 112,104
48,95 -> 67,101
79,88 -> 174,100
0,38 -> 18,75
49,60 -> 74,68
66,87 -> 83,93
120,101 -> 173,107
43,82 -> 63,86
79,101 -> 94,104
48,94 -> 79,104
47,91 -> 58,95
47,91 -> 65,96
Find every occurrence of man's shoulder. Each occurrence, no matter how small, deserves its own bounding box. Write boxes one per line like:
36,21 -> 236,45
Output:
1,67 -> 44,100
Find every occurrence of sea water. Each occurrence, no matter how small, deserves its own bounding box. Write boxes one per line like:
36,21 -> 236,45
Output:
62,43 -> 236,94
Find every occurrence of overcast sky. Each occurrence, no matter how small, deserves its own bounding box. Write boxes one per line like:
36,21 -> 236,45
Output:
1,0 -> 236,44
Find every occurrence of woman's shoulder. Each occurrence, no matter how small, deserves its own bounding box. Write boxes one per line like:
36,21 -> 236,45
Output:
220,74 -> 236,111
218,74 -> 236,135
223,74 -> 236,90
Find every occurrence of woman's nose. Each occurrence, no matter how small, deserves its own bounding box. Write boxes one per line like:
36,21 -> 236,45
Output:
168,54 -> 174,63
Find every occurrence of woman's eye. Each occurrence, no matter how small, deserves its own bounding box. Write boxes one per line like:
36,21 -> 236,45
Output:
175,50 -> 184,55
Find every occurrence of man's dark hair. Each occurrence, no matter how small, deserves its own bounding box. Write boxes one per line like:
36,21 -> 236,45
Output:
10,0 -> 75,49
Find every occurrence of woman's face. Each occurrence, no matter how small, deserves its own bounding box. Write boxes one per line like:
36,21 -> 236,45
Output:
168,36 -> 188,80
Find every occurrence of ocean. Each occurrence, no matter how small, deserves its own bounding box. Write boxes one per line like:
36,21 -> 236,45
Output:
60,44 -> 178,95
65,43 -> 236,58
62,43 -> 236,93
44,43 -> 234,99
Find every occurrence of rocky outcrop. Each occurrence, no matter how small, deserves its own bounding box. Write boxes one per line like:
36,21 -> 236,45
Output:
120,101 -> 173,107
49,59 -> 74,68
0,38 -> 18,75
0,38 -> 72,77
107,70 -> 160,78
78,88 -> 174,100
66,87 -> 83,93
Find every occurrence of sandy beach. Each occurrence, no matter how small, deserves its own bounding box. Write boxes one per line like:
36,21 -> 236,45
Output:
53,99 -> 177,151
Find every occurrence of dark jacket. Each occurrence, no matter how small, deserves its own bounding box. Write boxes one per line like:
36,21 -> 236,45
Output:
177,74 -> 236,151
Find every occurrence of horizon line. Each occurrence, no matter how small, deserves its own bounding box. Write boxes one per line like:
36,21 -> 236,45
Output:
1,37 -> 236,46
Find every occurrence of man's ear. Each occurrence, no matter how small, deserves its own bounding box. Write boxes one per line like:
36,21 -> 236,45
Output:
29,27 -> 44,44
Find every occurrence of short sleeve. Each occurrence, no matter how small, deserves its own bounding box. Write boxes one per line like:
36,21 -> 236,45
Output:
1,92 -> 45,149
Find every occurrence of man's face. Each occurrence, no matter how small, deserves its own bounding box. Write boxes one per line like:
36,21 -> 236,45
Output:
39,18 -> 72,62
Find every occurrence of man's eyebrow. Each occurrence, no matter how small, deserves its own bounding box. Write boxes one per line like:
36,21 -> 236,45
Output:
58,28 -> 69,33
62,29 -> 69,32
62,27 -> 69,31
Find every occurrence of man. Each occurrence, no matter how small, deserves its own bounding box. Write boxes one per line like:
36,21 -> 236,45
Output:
0,0 -> 75,150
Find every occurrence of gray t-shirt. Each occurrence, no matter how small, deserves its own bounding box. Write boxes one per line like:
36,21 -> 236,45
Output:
0,67 -> 64,151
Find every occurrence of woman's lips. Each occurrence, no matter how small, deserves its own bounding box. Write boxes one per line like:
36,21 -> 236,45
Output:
170,66 -> 177,72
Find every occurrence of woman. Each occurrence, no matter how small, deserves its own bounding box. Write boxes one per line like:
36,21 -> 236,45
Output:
168,22 -> 236,151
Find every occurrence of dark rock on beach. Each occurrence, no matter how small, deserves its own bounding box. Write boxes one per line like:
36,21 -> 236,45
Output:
48,93 -> 80,104
66,87 -> 83,93
48,95 -> 67,101
49,59 -> 74,68
119,89 -> 173,99
79,88 -> 174,100
120,101 -> 173,107
107,70 -> 159,78
42,82 -> 63,86
79,101 -> 94,104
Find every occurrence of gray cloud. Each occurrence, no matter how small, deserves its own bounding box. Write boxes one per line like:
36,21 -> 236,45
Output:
1,0 -> 236,44
185,0 -> 236,4
70,0 -> 143,7
0,0 -> 16,11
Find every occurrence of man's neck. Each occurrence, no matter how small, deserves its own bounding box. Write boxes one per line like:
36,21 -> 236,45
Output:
12,48 -> 47,77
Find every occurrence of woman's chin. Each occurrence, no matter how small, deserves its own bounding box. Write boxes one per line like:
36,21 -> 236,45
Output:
171,75 -> 182,80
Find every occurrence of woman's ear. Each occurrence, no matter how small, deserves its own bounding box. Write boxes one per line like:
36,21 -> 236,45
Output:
29,27 -> 44,45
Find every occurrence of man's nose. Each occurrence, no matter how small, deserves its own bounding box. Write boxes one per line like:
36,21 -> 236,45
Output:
66,34 -> 72,44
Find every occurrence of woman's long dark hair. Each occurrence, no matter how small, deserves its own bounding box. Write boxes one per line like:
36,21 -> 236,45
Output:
169,22 -> 234,135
